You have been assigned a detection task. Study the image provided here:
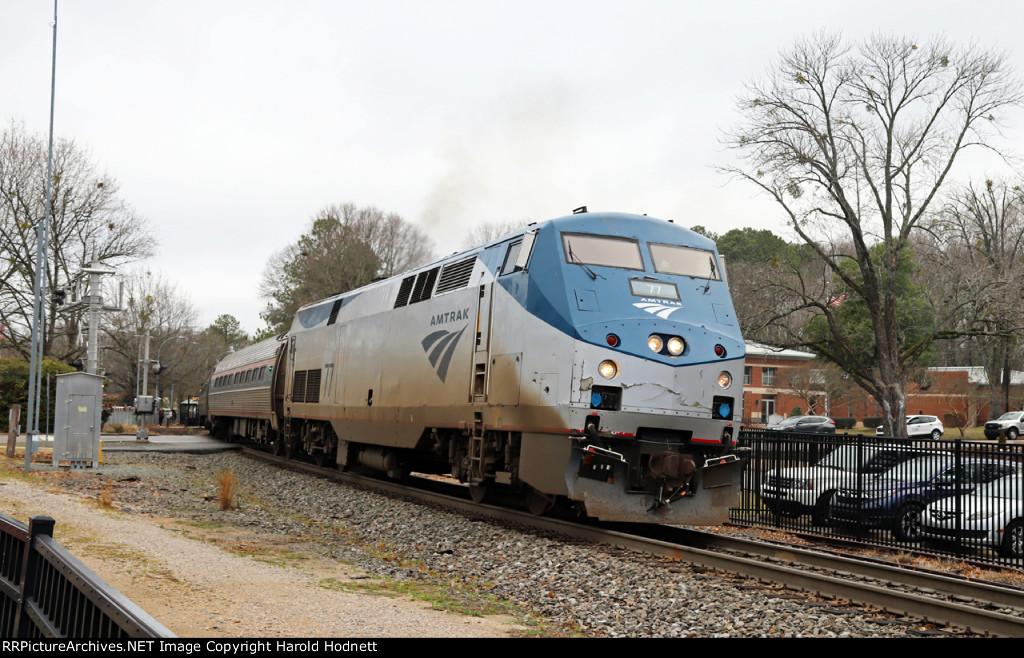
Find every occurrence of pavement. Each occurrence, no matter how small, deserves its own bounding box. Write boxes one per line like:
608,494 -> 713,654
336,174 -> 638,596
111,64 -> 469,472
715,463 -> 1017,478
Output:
7,430 -> 240,456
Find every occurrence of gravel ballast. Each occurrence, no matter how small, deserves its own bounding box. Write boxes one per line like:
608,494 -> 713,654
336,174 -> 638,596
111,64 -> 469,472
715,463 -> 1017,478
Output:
2,449 -> 956,638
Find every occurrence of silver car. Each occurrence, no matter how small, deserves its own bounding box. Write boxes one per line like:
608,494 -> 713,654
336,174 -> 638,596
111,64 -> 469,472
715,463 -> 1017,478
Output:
760,444 -> 926,525
921,474 -> 1024,558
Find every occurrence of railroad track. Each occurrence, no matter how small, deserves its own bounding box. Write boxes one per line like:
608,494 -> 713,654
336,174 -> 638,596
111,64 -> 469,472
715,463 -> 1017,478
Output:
241,447 -> 1024,637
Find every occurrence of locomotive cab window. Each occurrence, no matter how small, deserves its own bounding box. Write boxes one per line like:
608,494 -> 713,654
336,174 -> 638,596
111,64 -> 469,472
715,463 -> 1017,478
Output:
561,233 -> 643,270
649,243 -> 721,280
501,240 -> 523,275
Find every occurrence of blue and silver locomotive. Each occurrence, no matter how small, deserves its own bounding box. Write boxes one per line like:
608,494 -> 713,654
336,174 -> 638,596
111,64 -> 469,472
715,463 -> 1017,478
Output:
204,210 -> 748,523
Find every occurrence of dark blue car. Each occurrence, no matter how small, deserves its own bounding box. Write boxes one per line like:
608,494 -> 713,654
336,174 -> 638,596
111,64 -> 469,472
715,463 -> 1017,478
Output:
831,456 -> 1021,541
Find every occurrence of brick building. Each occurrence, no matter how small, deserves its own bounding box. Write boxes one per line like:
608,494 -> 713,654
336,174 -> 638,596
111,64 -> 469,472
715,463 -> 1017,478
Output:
742,342 -> 1024,428
742,342 -> 822,425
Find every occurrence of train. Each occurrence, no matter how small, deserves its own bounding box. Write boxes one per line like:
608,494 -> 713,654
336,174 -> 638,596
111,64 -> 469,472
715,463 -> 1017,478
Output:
199,209 -> 749,524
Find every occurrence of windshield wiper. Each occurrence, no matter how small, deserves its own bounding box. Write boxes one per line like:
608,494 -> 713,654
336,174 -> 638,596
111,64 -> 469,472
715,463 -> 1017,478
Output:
700,256 -> 716,294
568,245 -> 604,280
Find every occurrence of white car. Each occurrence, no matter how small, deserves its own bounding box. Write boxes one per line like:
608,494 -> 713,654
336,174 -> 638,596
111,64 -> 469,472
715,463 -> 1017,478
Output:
921,474 -> 1024,558
875,415 -> 944,439
760,443 -> 926,525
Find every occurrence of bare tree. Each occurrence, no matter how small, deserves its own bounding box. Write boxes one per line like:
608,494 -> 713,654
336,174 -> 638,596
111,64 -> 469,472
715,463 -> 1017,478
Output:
258,204 -> 434,333
100,271 -> 202,406
929,180 -> 1024,415
462,219 -> 527,249
0,121 -> 154,360
722,33 -> 1023,436
314,203 -> 434,277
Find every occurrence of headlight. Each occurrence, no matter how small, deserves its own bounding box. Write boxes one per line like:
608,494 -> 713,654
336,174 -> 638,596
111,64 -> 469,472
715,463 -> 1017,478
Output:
598,360 -> 618,379
967,509 -> 999,521
717,371 -> 732,389
667,336 -> 685,356
647,335 -> 663,353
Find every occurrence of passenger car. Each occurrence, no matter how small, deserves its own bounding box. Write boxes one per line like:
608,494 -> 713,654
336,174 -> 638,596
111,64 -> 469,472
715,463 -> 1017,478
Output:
831,456 -> 1020,541
875,415 -> 943,439
765,415 -> 836,434
921,474 -> 1024,558
760,443 -> 929,525
983,412 -> 1024,440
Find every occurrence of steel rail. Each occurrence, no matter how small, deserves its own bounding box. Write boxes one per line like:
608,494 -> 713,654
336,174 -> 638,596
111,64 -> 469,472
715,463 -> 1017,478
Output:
241,447 -> 1024,637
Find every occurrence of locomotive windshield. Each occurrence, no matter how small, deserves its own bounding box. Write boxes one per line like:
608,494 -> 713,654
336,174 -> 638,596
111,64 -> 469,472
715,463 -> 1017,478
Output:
649,243 -> 721,280
561,233 -> 643,270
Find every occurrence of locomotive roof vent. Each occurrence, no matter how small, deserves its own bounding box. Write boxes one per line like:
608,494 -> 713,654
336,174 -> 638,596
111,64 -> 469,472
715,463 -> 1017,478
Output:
573,206 -> 588,214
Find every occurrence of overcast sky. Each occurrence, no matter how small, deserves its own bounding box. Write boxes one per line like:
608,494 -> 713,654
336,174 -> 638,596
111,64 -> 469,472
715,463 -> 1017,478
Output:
4,1 -> 1024,335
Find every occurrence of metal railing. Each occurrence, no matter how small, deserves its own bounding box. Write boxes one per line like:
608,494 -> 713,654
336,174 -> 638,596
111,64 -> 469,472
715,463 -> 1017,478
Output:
734,429 -> 1024,568
0,513 -> 174,638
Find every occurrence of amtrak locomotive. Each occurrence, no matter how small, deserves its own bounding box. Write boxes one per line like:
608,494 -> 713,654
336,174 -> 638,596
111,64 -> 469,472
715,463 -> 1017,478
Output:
202,210 -> 748,523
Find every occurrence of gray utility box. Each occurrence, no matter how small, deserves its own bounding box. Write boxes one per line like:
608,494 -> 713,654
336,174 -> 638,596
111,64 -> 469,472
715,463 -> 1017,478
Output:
53,371 -> 103,468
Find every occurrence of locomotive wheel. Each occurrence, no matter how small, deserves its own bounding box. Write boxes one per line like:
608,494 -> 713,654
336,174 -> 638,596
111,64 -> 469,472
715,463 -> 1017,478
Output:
284,438 -> 295,460
273,436 -> 284,456
314,452 -> 327,467
525,487 -> 556,516
468,483 -> 488,504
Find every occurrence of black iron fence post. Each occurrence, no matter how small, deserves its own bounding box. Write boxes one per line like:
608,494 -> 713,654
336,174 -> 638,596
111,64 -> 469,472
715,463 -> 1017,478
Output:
14,515 -> 54,637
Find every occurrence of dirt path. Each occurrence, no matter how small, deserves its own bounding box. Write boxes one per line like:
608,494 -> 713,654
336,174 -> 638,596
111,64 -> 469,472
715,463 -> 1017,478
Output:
0,468 -> 523,638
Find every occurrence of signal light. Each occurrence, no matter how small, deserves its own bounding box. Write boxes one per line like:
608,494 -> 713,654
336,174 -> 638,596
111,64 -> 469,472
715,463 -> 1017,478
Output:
606,333 -> 620,347
714,344 -> 726,358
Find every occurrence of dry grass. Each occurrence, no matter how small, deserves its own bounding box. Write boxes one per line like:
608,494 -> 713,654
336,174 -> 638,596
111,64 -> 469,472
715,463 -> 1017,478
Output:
217,469 -> 238,511
99,485 -> 114,509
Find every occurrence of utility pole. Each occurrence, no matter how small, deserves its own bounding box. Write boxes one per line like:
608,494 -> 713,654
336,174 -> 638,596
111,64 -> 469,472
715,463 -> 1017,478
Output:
24,0 -> 59,472
136,330 -> 153,441
51,256 -> 122,467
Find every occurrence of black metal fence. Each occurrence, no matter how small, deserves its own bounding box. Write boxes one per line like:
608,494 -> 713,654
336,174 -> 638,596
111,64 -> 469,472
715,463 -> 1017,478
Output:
0,513 -> 174,638
734,429 -> 1024,568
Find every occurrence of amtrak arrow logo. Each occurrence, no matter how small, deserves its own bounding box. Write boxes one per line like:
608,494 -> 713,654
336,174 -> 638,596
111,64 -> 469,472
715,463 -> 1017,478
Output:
421,325 -> 468,382
633,302 -> 680,319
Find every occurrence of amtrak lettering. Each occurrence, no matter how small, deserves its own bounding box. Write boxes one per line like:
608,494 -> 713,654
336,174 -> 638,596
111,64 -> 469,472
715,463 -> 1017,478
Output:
638,297 -> 681,307
429,308 -> 472,326
421,325 -> 468,382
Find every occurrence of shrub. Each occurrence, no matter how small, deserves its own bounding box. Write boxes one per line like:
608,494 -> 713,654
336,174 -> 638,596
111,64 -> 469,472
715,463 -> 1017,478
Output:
789,406 -> 802,417
862,417 -> 884,429
834,417 -> 857,430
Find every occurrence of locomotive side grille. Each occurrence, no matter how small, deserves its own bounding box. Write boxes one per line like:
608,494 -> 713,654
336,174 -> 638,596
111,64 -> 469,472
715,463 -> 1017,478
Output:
435,257 -> 476,294
410,267 -> 440,304
292,370 -> 307,402
304,369 -> 321,403
394,276 -> 415,308
291,369 -> 322,404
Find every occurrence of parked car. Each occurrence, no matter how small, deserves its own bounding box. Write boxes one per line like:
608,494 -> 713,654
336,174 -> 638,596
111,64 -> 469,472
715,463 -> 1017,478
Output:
760,443 -> 932,525
983,412 -> 1024,440
831,455 -> 1021,541
921,474 -> 1024,558
765,415 -> 836,434
875,415 -> 944,439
